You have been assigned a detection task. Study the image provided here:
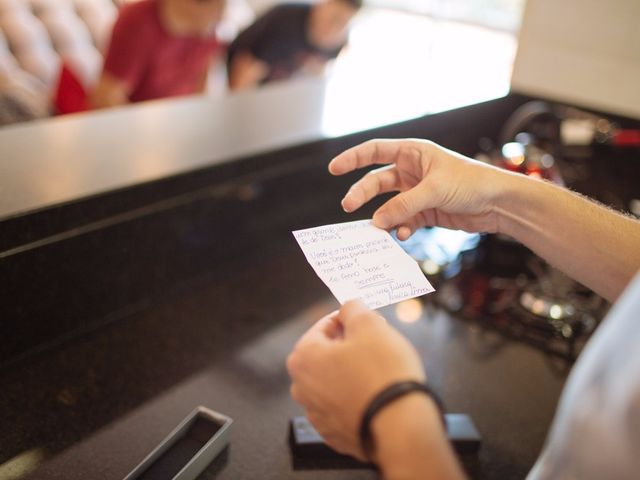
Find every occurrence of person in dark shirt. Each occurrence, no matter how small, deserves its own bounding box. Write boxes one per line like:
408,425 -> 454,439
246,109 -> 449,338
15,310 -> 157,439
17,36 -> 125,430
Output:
227,0 -> 362,90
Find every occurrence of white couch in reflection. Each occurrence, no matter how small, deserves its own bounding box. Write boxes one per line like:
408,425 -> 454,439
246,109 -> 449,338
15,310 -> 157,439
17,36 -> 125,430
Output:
0,0 -> 254,125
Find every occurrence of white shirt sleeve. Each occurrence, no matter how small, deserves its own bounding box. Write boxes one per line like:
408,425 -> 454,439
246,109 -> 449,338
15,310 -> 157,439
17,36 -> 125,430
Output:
528,272 -> 640,480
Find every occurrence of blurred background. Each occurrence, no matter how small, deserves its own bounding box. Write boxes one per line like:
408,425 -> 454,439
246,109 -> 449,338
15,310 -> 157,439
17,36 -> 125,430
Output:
0,0 -> 525,127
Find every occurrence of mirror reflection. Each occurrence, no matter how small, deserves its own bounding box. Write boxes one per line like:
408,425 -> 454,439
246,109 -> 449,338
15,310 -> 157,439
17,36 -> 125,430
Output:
0,0 -> 524,128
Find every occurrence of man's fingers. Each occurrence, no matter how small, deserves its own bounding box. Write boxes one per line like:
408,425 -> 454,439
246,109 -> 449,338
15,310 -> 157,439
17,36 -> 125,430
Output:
342,165 -> 400,213
288,311 -> 342,381
372,182 -> 434,230
322,312 -> 344,340
328,139 -> 404,175
299,311 -> 340,343
290,311 -> 340,358
339,300 -> 386,337
396,214 -> 427,241
329,139 -> 431,176
396,224 -> 413,241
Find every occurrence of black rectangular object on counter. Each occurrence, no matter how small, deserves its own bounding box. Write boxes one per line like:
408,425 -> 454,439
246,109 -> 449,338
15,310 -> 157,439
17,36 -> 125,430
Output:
290,413 -> 481,469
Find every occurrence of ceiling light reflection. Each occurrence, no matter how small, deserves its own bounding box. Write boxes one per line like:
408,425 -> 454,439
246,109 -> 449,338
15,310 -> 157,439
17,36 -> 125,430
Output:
395,298 -> 424,324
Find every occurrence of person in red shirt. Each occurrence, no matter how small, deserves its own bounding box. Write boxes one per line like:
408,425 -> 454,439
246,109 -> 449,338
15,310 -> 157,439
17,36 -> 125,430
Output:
91,0 -> 225,109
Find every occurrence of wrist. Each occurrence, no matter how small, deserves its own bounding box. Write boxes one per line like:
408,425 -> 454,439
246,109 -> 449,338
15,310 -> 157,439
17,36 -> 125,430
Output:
493,170 -> 552,238
371,393 -> 451,479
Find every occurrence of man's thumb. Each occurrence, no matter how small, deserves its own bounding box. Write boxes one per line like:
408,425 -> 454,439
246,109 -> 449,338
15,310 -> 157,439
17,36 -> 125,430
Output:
372,185 -> 432,230
339,300 -> 386,337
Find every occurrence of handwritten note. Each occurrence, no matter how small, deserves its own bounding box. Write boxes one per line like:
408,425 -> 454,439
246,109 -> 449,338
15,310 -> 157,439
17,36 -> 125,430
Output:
292,220 -> 435,309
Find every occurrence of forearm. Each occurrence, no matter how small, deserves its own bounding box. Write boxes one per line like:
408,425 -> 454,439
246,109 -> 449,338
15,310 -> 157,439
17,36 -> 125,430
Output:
196,67 -> 210,94
495,173 -> 640,301
372,393 -> 465,480
90,74 -> 129,109
228,52 -> 268,91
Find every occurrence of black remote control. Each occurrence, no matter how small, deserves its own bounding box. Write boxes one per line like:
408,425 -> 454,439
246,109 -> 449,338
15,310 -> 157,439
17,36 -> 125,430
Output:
289,413 -> 481,469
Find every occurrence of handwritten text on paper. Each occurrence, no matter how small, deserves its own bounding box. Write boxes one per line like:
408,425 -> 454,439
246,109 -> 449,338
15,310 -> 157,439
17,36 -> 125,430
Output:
293,220 -> 434,309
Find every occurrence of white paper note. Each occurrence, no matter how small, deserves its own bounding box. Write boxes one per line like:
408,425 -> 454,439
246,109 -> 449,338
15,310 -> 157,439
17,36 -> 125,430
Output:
292,219 -> 435,309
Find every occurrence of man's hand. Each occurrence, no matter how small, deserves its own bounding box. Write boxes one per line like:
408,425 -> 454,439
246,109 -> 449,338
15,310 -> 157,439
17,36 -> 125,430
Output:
330,138 -> 640,301
329,139 -> 513,240
287,301 -> 465,479
287,300 -> 426,461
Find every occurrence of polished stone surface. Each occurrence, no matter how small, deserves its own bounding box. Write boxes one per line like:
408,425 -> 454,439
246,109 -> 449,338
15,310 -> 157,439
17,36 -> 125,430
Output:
1,239 -> 567,480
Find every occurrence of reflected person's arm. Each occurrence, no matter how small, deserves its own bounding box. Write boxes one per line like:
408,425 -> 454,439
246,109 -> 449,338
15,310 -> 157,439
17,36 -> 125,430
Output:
301,54 -> 330,76
228,51 -> 269,91
89,71 -> 131,109
196,64 -> 210,94
329,139 -> 640,302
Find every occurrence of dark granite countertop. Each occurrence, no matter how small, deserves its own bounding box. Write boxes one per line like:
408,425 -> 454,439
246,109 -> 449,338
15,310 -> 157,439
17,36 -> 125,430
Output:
0,237 -> 568,480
